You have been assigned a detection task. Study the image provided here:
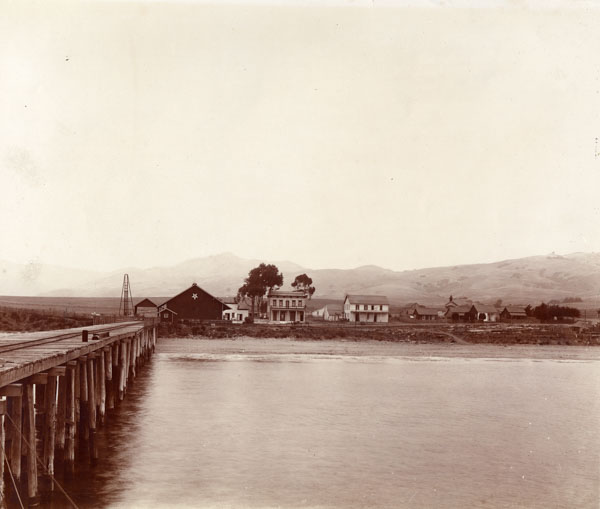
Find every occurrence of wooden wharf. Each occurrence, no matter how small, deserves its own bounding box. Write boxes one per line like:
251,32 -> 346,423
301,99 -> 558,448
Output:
0,320 -> 157,506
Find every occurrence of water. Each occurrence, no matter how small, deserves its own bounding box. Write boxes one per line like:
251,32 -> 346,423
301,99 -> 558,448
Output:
50,341 -> 600,508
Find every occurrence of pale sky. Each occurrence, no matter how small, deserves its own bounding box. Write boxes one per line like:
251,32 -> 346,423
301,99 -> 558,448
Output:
2,0 -> 599,272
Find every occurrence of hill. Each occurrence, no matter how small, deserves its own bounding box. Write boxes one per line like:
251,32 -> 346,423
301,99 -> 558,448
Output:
2,252 -> 600,306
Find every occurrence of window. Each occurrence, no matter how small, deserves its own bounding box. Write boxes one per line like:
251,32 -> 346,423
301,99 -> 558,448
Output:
371,305 -> 375,310
272,299 -> 276,306
292,300 -> 296,307
286,300 -> 289,308
279,300 -> 283,307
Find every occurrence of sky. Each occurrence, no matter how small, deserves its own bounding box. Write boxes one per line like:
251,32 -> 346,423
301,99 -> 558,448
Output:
1,0 -> 600,273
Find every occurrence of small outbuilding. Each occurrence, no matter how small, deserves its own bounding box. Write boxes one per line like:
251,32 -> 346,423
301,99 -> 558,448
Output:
445,305 -> 472,321
134,298 -> 158,317
500,306 -> 528,320
222,297 -> 251,324
159,307 -> 178,324
324,306 -> 342,321
410,306 -> 443,321
470,304 -> 500,322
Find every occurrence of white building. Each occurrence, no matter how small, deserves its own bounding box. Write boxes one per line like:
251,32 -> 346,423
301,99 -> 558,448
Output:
268,289 -> 307,323
311,305 -> 327,319
222,298 -> 250,324
324,306 -> 341,321
343,295 -> 389,322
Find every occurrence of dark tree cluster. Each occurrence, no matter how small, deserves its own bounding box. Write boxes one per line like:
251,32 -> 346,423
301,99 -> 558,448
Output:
533,303 -> 580,322
238,263 -> 284,319
291,274 -> 315,299
237,265 -> 317,321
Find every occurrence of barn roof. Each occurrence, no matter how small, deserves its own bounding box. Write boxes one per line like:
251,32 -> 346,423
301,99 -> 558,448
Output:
134,298 -> 157,308
162,283 -> 231,310
345,294 -> 389,305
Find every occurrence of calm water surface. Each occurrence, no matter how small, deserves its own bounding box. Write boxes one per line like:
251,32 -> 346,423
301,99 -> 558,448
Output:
53,342 -> 600,509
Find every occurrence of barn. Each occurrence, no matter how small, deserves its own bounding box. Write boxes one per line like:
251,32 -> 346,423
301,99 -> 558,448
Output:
134,298 -> 158,317
157,283 -> 230,323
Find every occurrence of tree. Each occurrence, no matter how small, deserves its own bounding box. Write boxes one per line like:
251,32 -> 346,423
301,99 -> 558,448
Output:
533,302 -> 580,322
291,273 -> 316,299
494,299 -> 503,308
238,263 -> 284,319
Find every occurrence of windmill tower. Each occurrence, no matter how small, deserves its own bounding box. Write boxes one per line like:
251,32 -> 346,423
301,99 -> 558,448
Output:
119,274 -> 134,317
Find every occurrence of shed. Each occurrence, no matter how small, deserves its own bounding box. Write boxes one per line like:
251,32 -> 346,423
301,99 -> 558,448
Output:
500,306 -> 528,320
470,304 -> 500,322
134,298 -> 158,317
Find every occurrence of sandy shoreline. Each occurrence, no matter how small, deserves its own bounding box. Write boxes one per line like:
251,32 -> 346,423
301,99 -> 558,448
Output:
156,336 -> 600,361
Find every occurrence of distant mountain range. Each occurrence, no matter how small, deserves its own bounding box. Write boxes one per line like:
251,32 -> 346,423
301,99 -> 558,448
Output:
1,252 -> 600,306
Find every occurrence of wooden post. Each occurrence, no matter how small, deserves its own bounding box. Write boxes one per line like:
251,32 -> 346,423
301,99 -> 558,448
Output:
56,373 -> 67,461
35,383 -> 45,433
130,337 -> 136,379
119,340 -> 127,400
65,362 -> 76,473
87,356 -> 98,463
105,346 -> 114,411
98,350 -> 106,425
74,360 -> 81,433
87,356 -> 96,431
24,383 -> 38,500
43,374 -> 58,482
3,385 -> 23,482
125,339 -> 131,386
79,357 -> 89,443
0,402 -> 6,501
0,385 -> 22,481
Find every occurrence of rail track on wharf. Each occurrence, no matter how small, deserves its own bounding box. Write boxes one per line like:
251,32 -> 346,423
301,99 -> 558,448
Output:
0,320 -> 157,506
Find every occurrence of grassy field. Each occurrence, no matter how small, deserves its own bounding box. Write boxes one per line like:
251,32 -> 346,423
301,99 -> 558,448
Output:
0,306 -> 93,332
158,320 -> 600,346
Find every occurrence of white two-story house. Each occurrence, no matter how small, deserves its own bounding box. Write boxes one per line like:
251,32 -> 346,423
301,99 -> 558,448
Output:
267,289 -> 307,323
343,294 -> 389,322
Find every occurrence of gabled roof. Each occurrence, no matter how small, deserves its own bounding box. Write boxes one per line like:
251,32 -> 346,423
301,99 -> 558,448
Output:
161,307 -> 178,315
504,306 -> 527,312
412,306 -> 440,316
236,297 -> 252,311
446,299 -> 471,307
345,294 -> 389,305
134,298 -> 156,308
502,306 -> 527,315
325,306 -> 342,315
471,304 -> 499,313
445,305 -> 471,315
162,283 -> 230,310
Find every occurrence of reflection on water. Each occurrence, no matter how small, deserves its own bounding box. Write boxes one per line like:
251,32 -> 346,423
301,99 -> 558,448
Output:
49,348 -> 599,508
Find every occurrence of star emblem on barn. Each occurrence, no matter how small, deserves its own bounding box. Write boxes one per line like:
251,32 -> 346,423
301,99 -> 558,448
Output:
192,293 -> 198,300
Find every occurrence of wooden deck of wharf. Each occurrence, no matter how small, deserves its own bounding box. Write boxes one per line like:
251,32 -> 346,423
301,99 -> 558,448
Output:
0,320 -> 157,506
